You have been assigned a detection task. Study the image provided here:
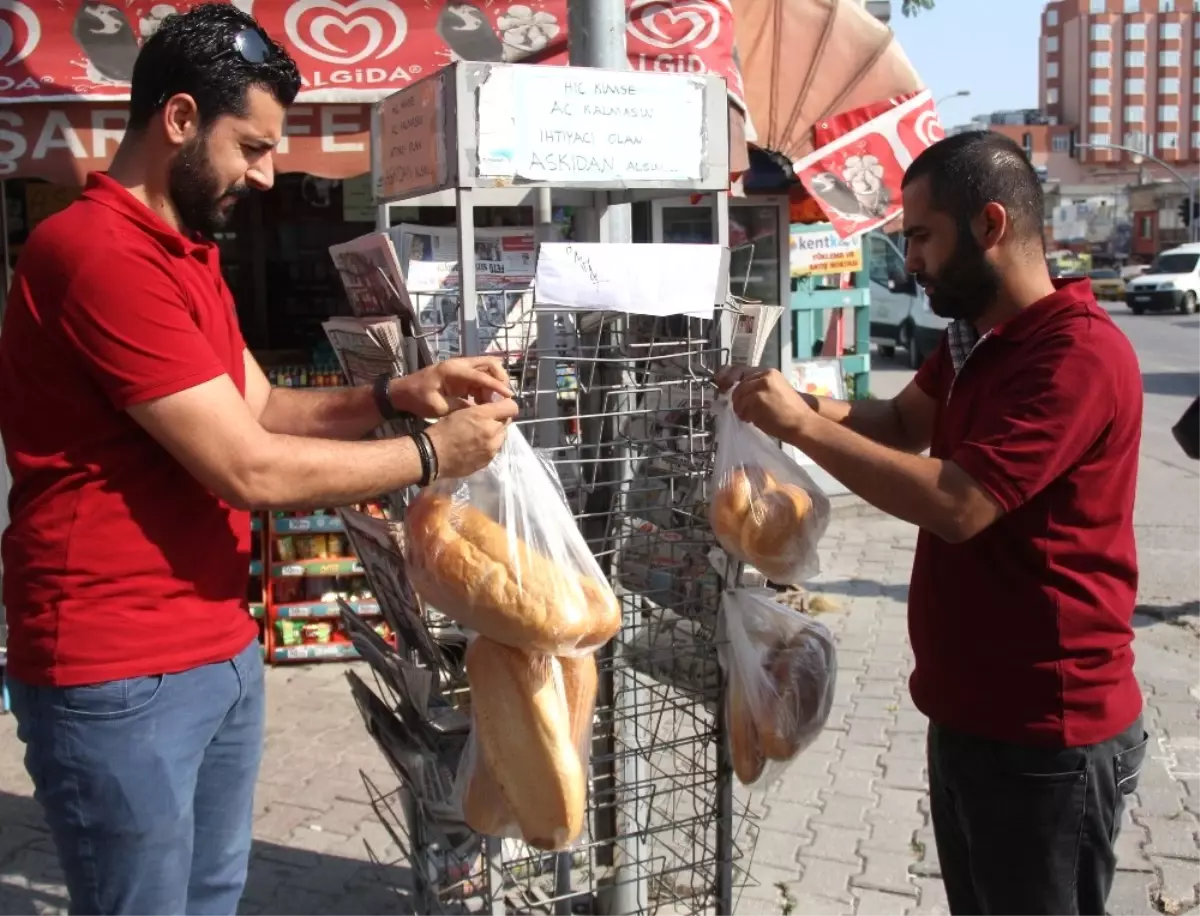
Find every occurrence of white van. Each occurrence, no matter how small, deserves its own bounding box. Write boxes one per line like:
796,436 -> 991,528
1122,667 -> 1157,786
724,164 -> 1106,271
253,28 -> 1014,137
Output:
1124,243 -> 1200,315
866,231 -> 951,367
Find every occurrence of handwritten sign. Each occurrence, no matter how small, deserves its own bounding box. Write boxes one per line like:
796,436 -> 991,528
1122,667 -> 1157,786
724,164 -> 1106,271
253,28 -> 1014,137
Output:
790,225 -> 864,277
376,78 -> 443,202
534,243 -> 724,317
477,66 -> 706,184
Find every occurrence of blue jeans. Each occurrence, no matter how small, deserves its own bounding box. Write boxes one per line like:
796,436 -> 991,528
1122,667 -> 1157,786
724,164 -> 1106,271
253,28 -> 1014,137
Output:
7,638 -> 264,916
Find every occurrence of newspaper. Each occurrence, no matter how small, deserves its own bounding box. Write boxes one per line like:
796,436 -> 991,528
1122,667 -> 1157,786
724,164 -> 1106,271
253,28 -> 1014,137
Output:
328,232 -> 413,320
322,316 -> 410,385
387,224 -> 544,361
344,669 -> 481,891
729,304 -> 784,368
337,507 -> 453,675
389,224 -> 538,293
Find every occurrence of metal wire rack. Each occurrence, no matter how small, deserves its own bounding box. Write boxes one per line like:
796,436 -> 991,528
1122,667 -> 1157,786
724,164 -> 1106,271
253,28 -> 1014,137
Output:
335,275 -> 764,914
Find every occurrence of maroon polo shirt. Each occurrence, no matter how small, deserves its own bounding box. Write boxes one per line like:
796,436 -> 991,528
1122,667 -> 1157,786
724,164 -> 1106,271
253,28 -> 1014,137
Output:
909,278 -> 1143,747
0,172 -> 257,686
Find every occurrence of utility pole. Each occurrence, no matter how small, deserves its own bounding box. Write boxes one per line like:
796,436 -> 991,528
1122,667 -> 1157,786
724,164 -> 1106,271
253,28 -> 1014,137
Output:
564,3 -> 645,915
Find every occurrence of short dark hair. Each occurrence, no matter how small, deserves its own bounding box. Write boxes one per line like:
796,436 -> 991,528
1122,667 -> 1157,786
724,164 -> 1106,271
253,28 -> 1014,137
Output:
902,131 -> 1046,246
128,4 -> 301,132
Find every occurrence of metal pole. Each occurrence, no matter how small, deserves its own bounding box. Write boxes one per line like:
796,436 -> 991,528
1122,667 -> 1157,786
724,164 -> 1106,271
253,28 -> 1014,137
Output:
533,188 -> 563,452
564,2 -> 646,913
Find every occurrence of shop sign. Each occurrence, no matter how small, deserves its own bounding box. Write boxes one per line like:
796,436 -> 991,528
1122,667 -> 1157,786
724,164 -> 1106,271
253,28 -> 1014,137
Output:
789,225 -> 863,277
0,103 -> 372,184
0,0 -> 743,107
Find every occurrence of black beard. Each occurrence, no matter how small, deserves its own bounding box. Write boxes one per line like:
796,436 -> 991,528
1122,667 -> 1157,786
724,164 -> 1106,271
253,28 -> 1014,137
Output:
167,134 -> 248,238
920,226 -> 1003,323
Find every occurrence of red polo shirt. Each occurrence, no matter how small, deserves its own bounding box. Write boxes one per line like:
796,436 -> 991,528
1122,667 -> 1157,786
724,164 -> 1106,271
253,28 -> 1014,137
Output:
0,173 -> 257,686
909,279 -> 1143,747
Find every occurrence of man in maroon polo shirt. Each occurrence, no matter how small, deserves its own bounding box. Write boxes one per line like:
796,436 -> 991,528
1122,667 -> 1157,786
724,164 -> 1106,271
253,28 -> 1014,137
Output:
0,6 -> 516,915
719,131 -> 1146,914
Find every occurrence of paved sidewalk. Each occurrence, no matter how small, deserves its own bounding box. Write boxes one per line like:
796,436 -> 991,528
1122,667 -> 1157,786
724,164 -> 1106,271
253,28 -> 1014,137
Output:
1,512 -> 1197,914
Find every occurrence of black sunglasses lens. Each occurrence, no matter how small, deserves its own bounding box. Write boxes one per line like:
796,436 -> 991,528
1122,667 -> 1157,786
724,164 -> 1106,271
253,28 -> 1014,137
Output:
233,29 -> 270,64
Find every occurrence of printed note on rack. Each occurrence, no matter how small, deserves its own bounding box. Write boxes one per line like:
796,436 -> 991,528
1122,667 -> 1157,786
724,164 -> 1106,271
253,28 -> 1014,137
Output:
534,243 -> 725,317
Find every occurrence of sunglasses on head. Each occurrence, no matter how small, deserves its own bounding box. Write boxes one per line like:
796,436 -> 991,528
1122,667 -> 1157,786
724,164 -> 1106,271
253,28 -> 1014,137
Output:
213,28 -> 273,65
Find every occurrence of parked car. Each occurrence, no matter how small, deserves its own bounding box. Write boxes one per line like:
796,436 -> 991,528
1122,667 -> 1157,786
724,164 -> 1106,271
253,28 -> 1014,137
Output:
1124,244 -> 1200,315
866,231 -> 950,368
1087,268 -> 1126,300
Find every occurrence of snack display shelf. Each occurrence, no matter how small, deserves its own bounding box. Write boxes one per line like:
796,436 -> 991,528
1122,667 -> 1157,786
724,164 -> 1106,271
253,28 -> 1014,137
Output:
271,642 -> 361,663
249,559 -> 263,576
274,514 -> 345,534
275,600 -> 380,619
271,558 -> 363,578
249,602 -> 265,619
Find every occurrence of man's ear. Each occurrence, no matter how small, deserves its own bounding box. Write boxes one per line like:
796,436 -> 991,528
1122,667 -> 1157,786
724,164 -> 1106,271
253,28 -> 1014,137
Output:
161,94 -> 200,147
974,201 -> 1009,251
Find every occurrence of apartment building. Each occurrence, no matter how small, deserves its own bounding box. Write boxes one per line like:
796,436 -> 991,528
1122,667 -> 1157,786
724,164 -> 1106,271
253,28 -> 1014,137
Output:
1040,0 -> 1200,166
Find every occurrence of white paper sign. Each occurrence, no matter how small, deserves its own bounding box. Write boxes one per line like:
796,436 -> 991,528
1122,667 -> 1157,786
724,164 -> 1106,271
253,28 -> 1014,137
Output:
477,66 -> 706,184
534,243 -> 724,317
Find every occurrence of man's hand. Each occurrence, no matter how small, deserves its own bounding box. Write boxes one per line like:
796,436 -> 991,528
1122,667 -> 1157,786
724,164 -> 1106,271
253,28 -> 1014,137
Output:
729,368 -> 816,444
425,397 -> 520,479
715,364 -> 754,393
392,357 -> 513,419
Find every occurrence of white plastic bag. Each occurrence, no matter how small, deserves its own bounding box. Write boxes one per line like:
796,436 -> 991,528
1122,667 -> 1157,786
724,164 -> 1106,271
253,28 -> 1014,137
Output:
709,393 -> 830,584
719,588 -> 837,787
455,636 -> 596,851
404,425 -> 621,656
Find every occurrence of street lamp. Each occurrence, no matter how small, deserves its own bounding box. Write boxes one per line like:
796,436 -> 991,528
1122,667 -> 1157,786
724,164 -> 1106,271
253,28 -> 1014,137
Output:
936,90 -> 971,107
1076,141 -> 1199,244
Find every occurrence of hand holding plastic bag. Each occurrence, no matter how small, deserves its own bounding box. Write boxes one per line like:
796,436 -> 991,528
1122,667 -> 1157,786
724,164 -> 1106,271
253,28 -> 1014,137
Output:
709,394 -> 830,584
719,588 -> 837,787
455,637 -> 597,851
404,425 -> 621,656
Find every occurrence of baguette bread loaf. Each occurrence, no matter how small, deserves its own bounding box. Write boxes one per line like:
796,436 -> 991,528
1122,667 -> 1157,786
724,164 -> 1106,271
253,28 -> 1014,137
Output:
463,651 -> 598,839
559,653 -> 599,753
710,468 -> 814,580
465,638 -> 587,850
406,491 -> 621,654
726,669 -> 765,786
461,743 -> 511,837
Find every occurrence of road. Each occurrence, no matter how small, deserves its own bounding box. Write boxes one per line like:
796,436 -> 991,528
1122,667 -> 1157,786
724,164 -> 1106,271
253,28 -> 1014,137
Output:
0,304 -> 1194,916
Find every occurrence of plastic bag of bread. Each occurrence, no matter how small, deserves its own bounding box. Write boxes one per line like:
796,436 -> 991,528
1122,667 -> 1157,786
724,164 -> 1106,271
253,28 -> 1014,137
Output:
709,394 -> 830,584
719,588 -> 837,787
456,636 -> 597,851
404,424 -> 621,656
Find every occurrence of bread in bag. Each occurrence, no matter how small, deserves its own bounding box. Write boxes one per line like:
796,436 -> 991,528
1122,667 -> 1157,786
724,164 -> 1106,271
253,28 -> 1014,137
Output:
465,638 -> 586,850
406,492 -> 620,654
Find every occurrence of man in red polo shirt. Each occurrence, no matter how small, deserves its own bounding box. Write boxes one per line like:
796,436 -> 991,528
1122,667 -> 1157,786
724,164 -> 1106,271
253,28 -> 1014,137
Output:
719,131 -> 1146,914
0,6 -> 515,915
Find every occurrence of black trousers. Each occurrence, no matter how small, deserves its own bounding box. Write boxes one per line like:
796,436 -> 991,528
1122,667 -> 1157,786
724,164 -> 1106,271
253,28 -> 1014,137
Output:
927,717 -> 1148,915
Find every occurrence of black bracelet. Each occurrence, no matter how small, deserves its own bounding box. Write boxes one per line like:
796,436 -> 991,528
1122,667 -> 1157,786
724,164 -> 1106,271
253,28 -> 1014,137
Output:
422,430 -> 440,483
412,431 -> 438,487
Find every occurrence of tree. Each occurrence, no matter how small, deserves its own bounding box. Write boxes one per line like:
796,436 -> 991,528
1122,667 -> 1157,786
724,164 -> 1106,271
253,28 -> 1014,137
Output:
901,0 -> 936,16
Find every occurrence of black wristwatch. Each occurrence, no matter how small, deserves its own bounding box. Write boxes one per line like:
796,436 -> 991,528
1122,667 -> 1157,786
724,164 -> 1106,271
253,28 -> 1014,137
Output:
373,373 -> 412,423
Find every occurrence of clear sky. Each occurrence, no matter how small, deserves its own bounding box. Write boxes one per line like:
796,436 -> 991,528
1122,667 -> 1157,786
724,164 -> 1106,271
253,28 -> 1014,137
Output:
890,0 -> 1046,126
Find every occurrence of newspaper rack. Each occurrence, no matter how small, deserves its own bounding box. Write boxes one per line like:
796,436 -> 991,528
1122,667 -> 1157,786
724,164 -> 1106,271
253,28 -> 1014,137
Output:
334,61 -> 761,915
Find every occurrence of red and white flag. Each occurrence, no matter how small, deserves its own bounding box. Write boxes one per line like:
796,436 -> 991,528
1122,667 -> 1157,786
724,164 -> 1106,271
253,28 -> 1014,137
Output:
793,89 -> 946,240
